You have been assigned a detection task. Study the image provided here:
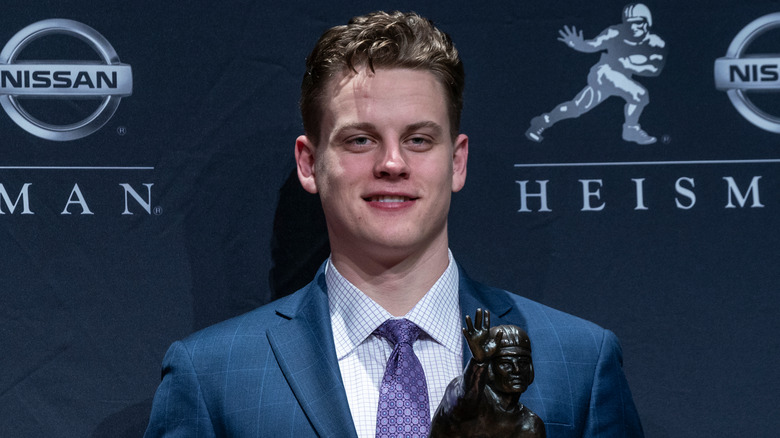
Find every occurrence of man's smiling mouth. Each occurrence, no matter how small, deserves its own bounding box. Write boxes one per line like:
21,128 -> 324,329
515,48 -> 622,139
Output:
366,195 -> 416,202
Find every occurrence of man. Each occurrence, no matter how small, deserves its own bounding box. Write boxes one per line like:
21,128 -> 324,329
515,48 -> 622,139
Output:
525,3 -> 666,145
144,11 -> 643,437
430,309 -> 545,437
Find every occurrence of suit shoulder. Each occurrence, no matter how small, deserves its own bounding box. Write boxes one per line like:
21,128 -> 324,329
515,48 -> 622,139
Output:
177,284 -> 314,350
492,284 -> 604,330
469,280 -> 614,355
513,291 -> 604,331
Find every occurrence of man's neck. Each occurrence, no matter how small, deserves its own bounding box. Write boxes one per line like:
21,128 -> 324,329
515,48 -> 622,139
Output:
329,240 -> 450,317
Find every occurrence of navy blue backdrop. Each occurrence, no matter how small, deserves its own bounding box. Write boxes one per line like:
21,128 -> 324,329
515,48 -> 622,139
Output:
1,1 -> 778,437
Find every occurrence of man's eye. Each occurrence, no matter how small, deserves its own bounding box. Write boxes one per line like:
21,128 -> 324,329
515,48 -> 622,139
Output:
345,136 -> 374,150
407,136 -> 432,150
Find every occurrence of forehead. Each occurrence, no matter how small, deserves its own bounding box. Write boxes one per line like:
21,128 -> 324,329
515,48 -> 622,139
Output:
329,67 -> 445,105
320,67 -> 449,130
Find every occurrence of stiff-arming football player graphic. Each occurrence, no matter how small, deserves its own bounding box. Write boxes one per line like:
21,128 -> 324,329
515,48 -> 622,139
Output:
526,3 -> 666,145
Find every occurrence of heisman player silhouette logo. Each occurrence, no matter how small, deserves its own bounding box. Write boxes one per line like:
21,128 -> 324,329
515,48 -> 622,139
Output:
526,3 -> 666,145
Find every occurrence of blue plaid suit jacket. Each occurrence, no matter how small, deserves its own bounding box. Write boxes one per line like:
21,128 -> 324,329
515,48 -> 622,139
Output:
144,265 -> 643,437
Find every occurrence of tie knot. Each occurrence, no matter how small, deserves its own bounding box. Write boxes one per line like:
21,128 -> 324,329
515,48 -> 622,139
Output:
375,318 -> 422,346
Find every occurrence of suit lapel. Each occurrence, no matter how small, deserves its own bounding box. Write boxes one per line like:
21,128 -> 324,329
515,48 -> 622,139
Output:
457,266 -> 526,367
266,271 -> 358,438
264,264 -> 523,436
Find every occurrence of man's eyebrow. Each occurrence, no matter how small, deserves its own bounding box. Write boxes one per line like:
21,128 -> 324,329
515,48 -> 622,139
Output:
405,121 -> 444,135
333,122 -> 377,137
332,121 -> 444,137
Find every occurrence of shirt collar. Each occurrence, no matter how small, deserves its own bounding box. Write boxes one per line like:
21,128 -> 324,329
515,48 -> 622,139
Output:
327,251 -> 462,360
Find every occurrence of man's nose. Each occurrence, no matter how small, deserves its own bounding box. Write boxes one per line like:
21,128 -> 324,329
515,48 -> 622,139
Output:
373,142 -> 410,178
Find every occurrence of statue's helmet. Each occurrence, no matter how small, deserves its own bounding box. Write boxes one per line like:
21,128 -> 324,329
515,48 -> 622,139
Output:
490,325 -> 531,351
623,3 -> 652,27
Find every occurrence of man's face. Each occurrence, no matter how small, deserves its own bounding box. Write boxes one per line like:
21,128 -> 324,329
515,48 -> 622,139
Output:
491,350 -> 533,394
296,67 -> 468,263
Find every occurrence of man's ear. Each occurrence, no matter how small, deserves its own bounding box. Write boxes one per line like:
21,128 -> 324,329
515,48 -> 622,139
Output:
295,135 -> 318,194
451,133 -> 468,193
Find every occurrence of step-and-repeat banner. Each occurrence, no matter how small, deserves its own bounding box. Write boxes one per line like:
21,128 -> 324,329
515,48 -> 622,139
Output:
1,1 -> 778,436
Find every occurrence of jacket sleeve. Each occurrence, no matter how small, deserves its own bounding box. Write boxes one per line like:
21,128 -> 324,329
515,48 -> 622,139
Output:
584,330 -> 644,437
143,341 -> 218,438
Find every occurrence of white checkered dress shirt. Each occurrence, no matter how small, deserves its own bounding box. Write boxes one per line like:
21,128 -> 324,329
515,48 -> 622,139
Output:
327,252 -> 463,438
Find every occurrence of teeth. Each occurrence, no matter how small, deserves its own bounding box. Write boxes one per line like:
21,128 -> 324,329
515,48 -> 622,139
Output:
371,196 -> 408,202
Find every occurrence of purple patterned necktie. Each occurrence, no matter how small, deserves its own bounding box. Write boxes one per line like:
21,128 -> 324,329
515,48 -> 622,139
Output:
375,318 -> 430,438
